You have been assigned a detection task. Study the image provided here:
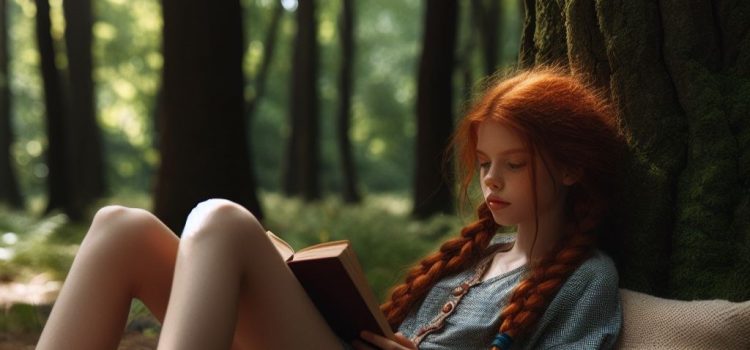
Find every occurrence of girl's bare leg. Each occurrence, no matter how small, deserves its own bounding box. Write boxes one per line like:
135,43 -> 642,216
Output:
157,199 -> 341,350
36,206 -> 179,350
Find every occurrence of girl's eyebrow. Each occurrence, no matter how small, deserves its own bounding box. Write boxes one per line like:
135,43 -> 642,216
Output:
476,148 -> 527,156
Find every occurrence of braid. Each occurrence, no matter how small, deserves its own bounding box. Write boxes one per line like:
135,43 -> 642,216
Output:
381,203 -> 498,328
491,230 -> 596,349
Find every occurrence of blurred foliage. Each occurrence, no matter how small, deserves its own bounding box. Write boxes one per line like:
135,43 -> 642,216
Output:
0,206 -> 78,282
262,192 -> 467,300
5,0 -> 520,209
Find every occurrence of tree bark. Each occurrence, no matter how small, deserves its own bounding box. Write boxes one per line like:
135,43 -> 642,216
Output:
413,0 -> 457,218
337,0 -> 360,203
283,0 -> 320,200
156,0 -> 262,233
63,0 -> 106,214
35,0 -> 75,218
0,0 -> 22,208
525,0 -> 750,300
518,0 -> 536,68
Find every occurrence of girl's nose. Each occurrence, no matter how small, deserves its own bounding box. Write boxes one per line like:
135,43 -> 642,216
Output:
484,171 -> 503,191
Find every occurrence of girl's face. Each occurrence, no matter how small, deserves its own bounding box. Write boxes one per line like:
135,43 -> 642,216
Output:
476,120 -> 572,227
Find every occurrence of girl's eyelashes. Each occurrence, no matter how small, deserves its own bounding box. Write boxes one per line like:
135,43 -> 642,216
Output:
477,160 -> 526,173
507,161 -> 527,170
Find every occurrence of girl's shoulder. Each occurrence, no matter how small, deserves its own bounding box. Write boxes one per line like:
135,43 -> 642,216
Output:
571,249 -> 618,284
567,249 -> 619,291
555,250 -> 620,303
573,249 -> 617,277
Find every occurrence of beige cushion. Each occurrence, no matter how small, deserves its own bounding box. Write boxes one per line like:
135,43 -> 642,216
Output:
616,288 -> 750,349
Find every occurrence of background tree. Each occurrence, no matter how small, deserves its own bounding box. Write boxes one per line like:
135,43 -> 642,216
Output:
244,1 -> 283,209
283,0 -> 320,201
337,0 -> 360,203
413,0 -> 458,218
0,0 -> 22,208
245,1 -> 283,122
156,0 -> 261,233
63,0 -> 106,214
522,0 -> 750,300
474,0 -> 500,76
34,0 -> 75,218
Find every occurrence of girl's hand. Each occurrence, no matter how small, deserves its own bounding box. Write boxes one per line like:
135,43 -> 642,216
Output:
351,331 -> 417,350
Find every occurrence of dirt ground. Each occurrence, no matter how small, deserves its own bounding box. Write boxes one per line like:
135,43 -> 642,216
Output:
0,331 -> 158,349
1,276 -> 159,349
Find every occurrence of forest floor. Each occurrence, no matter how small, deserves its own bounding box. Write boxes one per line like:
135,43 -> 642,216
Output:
0,331 -> 158,350
1,274 -> 160,349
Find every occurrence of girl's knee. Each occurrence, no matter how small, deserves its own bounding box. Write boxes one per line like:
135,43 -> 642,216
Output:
181,199 -> 265,247
86,205 -> 165,248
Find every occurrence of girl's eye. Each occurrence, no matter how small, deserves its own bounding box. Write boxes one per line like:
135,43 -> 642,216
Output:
478,161 -> 490,170
507,161 -> 526,170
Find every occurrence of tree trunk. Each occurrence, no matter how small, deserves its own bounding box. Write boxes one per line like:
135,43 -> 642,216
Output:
245,2 -> 283,120
413,0 -> 457,218
35,0 -> 75,218
156,0 -> 262,233
243,2 -> 283,213
526,0 -> 750,300
283,0 -> 320,201
0,0 -> 22,208
475,0 -> 500,75
63,0 -> 106,214
337,0 -> 360,203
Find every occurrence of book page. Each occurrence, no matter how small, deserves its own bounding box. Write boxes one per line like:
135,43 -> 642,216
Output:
266,230 -> 295,261
294,241 -> 348,261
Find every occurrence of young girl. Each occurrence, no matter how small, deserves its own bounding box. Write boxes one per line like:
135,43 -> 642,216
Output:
37,67 -> 624,350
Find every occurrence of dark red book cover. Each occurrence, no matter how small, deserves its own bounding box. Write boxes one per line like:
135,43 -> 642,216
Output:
288,257 -> 393,342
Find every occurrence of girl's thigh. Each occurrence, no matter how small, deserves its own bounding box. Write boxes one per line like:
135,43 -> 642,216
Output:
161,199 -> 343,350
233,245 -> 344,349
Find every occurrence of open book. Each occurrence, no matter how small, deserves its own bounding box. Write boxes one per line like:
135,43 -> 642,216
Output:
266,231 -> 396,343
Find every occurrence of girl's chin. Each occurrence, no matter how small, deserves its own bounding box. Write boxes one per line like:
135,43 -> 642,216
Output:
490,214 -> 514,226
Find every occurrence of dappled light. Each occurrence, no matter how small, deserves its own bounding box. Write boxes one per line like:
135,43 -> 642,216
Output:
0,0 -> 748,348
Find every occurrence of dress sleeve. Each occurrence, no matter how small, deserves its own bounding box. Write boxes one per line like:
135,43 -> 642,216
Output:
517,251 -> 622,350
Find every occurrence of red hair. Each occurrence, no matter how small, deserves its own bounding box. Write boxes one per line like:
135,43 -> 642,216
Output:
381,67 -> 625,348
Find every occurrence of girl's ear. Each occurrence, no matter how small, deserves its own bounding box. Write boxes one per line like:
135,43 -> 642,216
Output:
561,168 -> 582,186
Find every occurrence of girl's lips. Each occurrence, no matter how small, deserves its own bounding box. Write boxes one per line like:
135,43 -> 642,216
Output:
486,196 -> 510,209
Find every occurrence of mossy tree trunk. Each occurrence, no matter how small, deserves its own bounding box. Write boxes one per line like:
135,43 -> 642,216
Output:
524,0 -> 750,300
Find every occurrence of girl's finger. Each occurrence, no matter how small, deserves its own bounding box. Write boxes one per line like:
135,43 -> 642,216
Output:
393,332 -> 417,349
